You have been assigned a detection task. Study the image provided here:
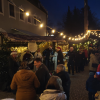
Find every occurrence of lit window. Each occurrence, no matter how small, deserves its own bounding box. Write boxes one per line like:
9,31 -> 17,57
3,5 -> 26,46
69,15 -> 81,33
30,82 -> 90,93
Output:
9,3 -> 15,17
20,10 -> 24,20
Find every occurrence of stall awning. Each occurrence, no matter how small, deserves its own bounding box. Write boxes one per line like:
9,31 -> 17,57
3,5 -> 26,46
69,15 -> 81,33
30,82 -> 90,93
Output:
2,33 -> 66,42
12,28 -> 39,36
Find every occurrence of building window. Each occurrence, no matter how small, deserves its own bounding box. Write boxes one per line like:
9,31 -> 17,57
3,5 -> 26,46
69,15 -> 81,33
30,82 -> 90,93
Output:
37,17 -> 41,25
33,16 -> 37,25
0,0 -> 2,13
39,18 -> 41,22
9,3 -> 15,17
20,10 -> 24,20
28,16 -> 31,23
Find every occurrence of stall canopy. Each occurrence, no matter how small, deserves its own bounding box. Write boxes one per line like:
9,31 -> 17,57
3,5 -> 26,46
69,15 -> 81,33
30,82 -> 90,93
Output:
11,28 -> 39,36
2,32 -> 66,42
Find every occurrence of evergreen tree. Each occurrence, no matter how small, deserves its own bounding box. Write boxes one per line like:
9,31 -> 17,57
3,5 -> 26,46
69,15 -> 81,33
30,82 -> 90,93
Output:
63,6 -> 72,36
62,6 -> 100,36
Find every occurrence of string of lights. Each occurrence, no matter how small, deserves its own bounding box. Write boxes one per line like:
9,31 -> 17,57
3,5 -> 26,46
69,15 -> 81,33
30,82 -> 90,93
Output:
8,0 -> 100,41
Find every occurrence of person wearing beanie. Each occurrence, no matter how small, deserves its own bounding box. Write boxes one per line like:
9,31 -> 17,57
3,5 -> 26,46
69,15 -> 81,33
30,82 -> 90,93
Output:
9,51 -> 19,79
7,51 -> 19,92
56,47 -> 64,65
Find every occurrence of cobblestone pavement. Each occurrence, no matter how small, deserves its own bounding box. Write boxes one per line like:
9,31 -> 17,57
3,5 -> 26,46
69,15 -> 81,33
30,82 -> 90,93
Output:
69,65 -> 89,100
0,65 -> 89,100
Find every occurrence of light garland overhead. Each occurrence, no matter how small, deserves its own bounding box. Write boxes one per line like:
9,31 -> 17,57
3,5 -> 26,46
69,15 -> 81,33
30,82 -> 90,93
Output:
7,1 -> 100,42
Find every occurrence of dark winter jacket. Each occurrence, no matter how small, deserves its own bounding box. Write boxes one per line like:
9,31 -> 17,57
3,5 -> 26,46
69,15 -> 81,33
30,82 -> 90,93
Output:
35,64 -> 50,94
56,71 -> 71,95
66,51 -> 75,62
57,50 -> 64,65
43,48 -> 53,59
86,74 -> 97,93
8,56 -> 19,79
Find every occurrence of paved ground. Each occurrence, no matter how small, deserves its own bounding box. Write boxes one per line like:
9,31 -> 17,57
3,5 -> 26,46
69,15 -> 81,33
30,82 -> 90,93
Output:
0,65 -> 89,100
69,65 -> 89,100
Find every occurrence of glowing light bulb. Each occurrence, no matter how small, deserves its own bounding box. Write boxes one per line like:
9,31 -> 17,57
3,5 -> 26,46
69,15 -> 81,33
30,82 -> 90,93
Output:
63,35 -> 66,38
40,24 -> 43,28
88,30 -> 91,33
52,29 -> 55,33
26,12 -> 29,16
60,33 -> 63,36
69,37 -> 71,40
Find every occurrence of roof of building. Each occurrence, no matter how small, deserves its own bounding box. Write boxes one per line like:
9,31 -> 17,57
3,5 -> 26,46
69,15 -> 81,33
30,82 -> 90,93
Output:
27,0 -> 48,14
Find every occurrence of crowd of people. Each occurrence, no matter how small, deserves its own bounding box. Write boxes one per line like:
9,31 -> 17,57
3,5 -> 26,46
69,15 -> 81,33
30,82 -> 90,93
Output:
5,46 -> 70,100
86,46 -> 100,100
3,44 -> 100,100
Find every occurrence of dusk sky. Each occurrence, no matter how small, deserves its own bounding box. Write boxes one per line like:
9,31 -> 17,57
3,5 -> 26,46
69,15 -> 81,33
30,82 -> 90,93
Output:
39,0 -> 100,27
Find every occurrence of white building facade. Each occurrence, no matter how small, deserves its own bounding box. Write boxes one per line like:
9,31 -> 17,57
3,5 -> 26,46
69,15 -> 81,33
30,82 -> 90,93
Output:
0,0 -> 48,36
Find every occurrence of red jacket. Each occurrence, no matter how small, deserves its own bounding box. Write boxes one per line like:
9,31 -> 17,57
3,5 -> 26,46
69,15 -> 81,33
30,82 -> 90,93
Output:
84,49 -> 88,58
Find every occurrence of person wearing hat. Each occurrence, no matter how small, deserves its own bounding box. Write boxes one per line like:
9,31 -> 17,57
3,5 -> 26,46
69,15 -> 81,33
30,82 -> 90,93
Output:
56,47 -> 64,65
9,51 -> 19,79
7,51 -> 19,92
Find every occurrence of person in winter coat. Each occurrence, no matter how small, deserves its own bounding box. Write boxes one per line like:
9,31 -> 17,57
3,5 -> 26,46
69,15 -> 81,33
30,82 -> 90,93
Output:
78,48 -> 85,72
8,51 -> 19,80
86,72 -> 97,100
10,61 -> 40,100
39,76 -> 67,100
66,47 -> 75,75
56,47 -> 64,65
34,58 -> 50,94
7,51 -> 19,92
23,49 -> 34,70
83,48 -> 88,65
43,46 -> 53,70
52,51 -> 58,70
74,51 -> 79,73
34,48 -> 42,59
92,64 -> 100,92
55,64 -> 71,100
88,47 -> 93,62
89,50 -> 99,74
